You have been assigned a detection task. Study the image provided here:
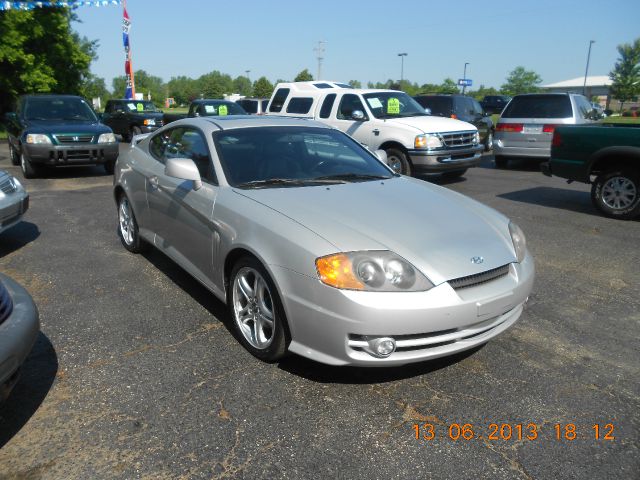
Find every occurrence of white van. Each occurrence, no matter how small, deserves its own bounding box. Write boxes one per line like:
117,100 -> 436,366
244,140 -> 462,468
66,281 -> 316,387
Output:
266,81 -> 483,177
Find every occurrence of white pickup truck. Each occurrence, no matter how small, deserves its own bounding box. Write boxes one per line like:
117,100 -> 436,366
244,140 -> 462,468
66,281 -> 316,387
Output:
265,81 -> 483,177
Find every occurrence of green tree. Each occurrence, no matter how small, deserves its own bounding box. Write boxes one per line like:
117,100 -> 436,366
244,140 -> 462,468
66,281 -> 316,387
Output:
167,75 -> 199,105
439,78 -> 459,94
609,38 -> 640,111
233,75 -> 253,96
80,73 -> 109,104
294,69 -> 313,81
0,7 -> 96,114
348,80 -> 362,88
112,70 -> 165,106
253,77 -> 274,98
197,70 -> 233,99
501,66 -> 542,95
468,84 -> 499,100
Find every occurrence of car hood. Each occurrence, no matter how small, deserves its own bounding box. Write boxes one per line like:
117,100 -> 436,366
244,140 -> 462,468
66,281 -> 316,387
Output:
130,112 -> 164,120
384,115 -> 477,134
234,177 -> 516,285
24,120 -> 112,135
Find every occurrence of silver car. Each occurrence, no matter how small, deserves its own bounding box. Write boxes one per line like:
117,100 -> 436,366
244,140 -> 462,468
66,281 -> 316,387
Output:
114,116 -> 534,366
0,169 -> 29,234
494,93 -> 598,168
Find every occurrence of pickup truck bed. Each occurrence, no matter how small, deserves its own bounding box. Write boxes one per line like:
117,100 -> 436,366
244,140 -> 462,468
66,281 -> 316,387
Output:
543,123 -> 640,219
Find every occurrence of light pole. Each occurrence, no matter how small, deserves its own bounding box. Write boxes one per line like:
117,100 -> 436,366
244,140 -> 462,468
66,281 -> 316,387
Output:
245,69 -> 251,81
398,53 -> 408,86
462,62 -> 470,95
583,40 -> 595,96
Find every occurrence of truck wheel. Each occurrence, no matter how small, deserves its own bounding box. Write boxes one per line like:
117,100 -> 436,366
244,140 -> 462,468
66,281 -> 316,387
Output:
494,155 -> 508,169
9,143 -> 20,166
104,159 -> 116,175
129,126 -> 142,142
591,169 -> 640,220
385,148 -> 411,176
20,152 -> 40,179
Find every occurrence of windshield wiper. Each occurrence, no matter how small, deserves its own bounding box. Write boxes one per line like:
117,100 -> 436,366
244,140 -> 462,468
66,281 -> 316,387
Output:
236,178 -> 343,189
313,173 -> 393,182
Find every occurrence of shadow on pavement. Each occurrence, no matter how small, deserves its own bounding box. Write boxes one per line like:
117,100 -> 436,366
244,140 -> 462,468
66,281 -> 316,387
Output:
278,345 -> 483,384
0,332 -> 58,448
0,221 -> 40,258
497,186 -> 599,216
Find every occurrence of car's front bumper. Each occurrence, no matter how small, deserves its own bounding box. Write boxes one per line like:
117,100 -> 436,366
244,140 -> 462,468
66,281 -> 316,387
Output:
24,142 -> 119,167
0,274 -> 40,402
408,145 -> 483,173
0,192 -> 29,234
272,252 -> 534,366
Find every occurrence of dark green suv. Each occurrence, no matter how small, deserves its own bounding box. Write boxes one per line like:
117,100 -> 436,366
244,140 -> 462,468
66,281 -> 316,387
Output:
413,94 -> 494,151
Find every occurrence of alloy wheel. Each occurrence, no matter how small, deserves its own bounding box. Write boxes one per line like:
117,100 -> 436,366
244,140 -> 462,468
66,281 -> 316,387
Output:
602,176 -> 637,210
232,267 -> 275,350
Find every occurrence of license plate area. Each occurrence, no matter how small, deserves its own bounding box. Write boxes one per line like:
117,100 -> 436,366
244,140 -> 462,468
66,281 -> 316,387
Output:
523,124 -> 542,134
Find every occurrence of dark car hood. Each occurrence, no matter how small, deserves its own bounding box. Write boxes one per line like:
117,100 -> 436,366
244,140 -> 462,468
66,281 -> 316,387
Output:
24,119 -> 112,135
129,112 -> 164,120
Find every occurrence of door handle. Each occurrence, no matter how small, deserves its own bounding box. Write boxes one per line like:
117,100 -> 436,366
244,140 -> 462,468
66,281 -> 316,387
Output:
372,129 -> 380,136
149,176 -> 159,189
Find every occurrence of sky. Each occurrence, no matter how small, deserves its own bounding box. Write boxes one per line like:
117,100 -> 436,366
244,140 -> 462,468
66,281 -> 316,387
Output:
73,0 -> 640,92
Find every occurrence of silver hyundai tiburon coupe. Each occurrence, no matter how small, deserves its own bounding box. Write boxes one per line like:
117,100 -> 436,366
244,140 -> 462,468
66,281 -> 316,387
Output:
114,116 -> 534,366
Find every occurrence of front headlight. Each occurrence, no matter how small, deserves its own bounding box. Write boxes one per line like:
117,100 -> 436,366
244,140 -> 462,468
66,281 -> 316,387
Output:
143,119 -> 155,126
25,134 -> 51,144
9,176 -> 22,190
315,251 -> 434,292
509,222 -> 527,263
473,131 -> 480,144
98,133 -> 117,143
415,134 -> 442,149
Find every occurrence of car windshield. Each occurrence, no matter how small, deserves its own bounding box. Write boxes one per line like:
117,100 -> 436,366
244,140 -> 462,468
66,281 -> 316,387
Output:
414,96 -> 452,117
213,126 -> 394,188
501,95 -> 572,118
125,101 -> 158,113
198,102 -> 246,116
363,92 -> 427,119
25,97 -> 98,121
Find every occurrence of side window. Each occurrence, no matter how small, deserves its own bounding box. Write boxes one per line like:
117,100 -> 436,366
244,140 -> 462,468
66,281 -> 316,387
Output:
319,93 -> 336,118
149,129 -> 171,164
159,128 -> 216,184
576,96 -> 592,119
269,88 -> 290,113
337,94 -> 366,120
472,99 -> 483,115
261,100 -> 269,113
286,97 -> 313,114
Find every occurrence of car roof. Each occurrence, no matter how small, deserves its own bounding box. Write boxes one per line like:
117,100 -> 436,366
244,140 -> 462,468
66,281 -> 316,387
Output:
22,94 -> 84,100
169,115 -> 333,132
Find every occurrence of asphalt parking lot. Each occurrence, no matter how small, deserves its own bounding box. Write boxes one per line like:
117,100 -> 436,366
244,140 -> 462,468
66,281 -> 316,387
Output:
0,144 -> 638,479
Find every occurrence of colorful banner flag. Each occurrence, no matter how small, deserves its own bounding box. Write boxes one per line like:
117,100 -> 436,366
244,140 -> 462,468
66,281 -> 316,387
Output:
122,0 -> 135,99
1,1 -> 121,10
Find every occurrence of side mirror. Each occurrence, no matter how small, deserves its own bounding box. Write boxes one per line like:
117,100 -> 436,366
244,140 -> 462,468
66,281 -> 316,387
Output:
424,108 -> 432,115
165,158 -> 202,190
4,112 -> 16,122
374,149 -> 388,163
351,110 -> 365,121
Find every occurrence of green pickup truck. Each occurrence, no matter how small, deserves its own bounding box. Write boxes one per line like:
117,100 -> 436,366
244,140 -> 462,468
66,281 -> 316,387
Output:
542,124 -> 640,220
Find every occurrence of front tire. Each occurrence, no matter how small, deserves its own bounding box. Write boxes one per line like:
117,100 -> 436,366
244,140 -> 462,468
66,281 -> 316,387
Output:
229,257 -> 288,362
484,130 -> 494,152
20,152 -> 40,179
385,148 -> 411,176
591,169 -> 640,220
117,193 -> 148,253
9,143 -> 20,166
130,126 -> 142,142
104,159 -> 116,175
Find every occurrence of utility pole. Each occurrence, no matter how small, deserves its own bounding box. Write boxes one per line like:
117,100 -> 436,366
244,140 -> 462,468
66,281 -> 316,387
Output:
462,62 -> 469,94
583,40 -> 595,96
245,70 -> 251,81
398,53 -> 408,86
314,41 -> 326,80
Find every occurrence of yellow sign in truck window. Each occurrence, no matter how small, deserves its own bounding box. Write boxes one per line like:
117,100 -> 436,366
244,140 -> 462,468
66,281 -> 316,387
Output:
387,98 -> 400,114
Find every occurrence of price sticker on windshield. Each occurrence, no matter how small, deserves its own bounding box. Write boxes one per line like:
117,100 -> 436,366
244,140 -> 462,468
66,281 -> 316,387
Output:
218,105 -> 228,116
387,98 -> 400,114
136,103 -> 144,112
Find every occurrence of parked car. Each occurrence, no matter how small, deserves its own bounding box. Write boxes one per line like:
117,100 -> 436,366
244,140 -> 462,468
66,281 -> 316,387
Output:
0,272 -> 40,402
480,95 -> 512,114
4,94 -> 119,178
542,123 -> 640,219
413,94 -> 494,151
265,81 -> 483,178
113,116 -> 534,366
163,99 -> 247,124
235,98 -> 269,115
493,93 -> 599,168
591,102 -> 606,118
0,170 -> 29,235
101,99 -> 165,142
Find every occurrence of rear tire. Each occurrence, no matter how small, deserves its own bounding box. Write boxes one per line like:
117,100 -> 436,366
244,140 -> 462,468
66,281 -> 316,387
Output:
385,147 -> 411,176
494,155 -> 508,169
591,169 -> 640,220
229,256 -> 289,362
130,126 -> 142,142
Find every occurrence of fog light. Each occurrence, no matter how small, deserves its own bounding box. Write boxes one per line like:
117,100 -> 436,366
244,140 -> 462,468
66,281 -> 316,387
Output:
367,337 -> 396,358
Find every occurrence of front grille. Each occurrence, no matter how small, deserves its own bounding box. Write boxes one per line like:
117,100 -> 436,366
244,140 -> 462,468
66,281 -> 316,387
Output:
0,176 -> 17,194
0,279 -> 13,324
449,264 -> 510,290
54,134 -> 94,144
50,149 -> 104,162
440,130 -> 476,148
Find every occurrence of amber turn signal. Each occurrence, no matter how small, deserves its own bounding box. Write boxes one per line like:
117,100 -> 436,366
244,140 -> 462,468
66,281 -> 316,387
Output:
316,254 -> 364,290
